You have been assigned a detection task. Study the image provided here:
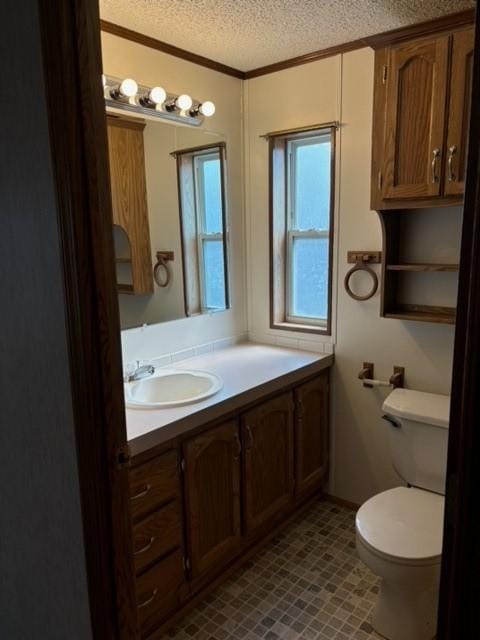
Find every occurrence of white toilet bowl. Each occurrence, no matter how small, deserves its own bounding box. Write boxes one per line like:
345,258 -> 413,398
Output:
356,486 -> 444,640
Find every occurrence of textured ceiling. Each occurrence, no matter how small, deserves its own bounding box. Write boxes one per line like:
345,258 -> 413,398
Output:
99,0 -> 475,72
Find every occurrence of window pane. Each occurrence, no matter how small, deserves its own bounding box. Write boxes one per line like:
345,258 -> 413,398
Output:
202,239 -> 226,310
291,237 -> 329,320
200,157 -> 222,233
293,139 -> 331,231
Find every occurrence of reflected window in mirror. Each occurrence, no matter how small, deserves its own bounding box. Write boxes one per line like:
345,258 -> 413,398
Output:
175,143 -> 230,316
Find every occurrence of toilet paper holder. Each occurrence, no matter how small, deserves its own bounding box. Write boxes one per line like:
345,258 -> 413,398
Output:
358,362 -> 405,388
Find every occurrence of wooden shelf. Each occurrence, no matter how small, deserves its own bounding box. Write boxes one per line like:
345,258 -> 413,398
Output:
386,263 -> 459,272
117,283 -> 135,295
384,304 -> 456,325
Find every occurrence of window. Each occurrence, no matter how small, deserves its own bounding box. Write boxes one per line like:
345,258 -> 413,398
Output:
270,126 -> 335,333
194,153 -> 226,310
175,143 -> 229,315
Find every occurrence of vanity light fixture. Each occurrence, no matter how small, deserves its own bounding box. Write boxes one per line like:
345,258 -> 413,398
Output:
190,100 -> 216,118
110,77 -> 138,100
103,74 -> 213,127
140,86 -> 167,107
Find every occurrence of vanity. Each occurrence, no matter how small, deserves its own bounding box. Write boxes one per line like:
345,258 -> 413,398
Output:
125,343 -> 332,638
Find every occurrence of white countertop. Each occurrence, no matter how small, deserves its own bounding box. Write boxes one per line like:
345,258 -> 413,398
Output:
126,342 -> 332,454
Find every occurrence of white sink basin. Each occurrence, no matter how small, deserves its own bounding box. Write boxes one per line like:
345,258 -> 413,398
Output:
124,369 -> 223,409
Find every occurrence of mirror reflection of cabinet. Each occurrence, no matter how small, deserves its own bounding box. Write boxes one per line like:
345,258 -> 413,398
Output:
107,116 -> 153,295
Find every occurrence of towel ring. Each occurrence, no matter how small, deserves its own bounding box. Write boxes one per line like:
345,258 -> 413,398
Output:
344,261 -> 378,301
153,251 -> 174,288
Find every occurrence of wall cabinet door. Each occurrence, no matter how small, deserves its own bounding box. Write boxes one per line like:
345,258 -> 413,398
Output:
295,373 -> 329,496
445,27 -> 475,196
183,420 -> 242,579
382,35 -> 450,200
242,392 -> 294,534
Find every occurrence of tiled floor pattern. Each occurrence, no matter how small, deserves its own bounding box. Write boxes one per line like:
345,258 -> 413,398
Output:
163,500 -> 383,640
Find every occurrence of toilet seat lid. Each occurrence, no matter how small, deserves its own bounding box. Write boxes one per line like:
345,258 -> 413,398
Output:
356,487 -> 444,562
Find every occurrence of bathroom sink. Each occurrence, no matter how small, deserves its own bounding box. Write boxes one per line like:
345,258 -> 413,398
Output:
124,369 -> 223,409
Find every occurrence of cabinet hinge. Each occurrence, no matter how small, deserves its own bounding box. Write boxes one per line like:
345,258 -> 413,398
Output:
382,65 -> 388,84
377,171 -> 383,190
115,443 -> 132,469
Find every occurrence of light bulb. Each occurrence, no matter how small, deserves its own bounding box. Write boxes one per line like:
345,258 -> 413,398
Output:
199,101 -> 216,117
119,78 -> 138,98
149,86 -> 166,105
176,94 -> 193,110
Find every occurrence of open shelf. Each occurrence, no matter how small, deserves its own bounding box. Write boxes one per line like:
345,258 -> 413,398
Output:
386,263 -> 459,272
384,304 -> 456,325
117,283 -> 135,295
379,210 -> 461,325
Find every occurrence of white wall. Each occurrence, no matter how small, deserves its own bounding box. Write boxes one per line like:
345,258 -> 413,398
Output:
101,33 -> 247,361
244,48 -> 459,505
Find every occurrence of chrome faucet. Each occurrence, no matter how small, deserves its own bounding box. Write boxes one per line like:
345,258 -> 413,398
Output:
124,360 -> 155,383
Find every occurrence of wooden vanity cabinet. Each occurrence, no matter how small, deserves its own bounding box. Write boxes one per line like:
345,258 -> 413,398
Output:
242,392 -> 295,535
371,25 -> 474,210
295,373 -> 329,497
128,450 -> 188,638
182,420 -> 242,579
129,369 -> 330,638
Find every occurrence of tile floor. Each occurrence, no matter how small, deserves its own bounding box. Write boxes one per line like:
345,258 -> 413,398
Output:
163,500 -> 382,640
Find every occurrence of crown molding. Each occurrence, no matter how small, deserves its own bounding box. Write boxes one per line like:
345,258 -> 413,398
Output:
100,20 -> 245,79
101,9 -> 475,82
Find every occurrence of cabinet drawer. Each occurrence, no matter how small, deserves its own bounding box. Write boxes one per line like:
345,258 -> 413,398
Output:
133,500 -> 182,574
136,549 -> 186,637
129,450 -> 179,521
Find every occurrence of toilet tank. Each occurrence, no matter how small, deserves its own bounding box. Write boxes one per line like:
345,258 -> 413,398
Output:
382,389 -> 450,495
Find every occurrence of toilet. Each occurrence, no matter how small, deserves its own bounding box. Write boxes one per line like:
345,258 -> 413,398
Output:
355,388 -> 450,640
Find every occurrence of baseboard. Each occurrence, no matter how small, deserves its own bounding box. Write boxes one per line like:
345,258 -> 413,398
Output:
324,493 -> 360,511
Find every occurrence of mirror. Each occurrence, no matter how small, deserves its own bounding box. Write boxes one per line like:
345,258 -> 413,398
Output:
107,115 -> 230,329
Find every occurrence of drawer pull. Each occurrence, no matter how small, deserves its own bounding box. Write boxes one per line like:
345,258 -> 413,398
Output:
130,483 -> 151,501
134,536 -> 155,556
137,588 -> 158,609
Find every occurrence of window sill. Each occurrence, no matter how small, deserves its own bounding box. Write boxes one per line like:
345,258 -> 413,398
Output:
270,320 -> 330,336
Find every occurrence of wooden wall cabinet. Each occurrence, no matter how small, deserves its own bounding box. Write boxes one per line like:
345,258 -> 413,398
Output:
372,26 -> 474,210
128,369 -> 330,638
107,116 -> 153,295
242,392 -> 295,535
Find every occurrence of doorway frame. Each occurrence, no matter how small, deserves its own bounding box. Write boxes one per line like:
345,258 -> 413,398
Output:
38,0 -> 138,637
35,0 -> 479,637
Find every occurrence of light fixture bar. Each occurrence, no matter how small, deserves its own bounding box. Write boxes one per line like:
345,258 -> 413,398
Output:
103,75 -> 215,127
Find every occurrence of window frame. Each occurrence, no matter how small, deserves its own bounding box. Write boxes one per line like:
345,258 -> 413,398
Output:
193,151 -> 227,312
174,142 -> 230,317
269,125 -> 336,335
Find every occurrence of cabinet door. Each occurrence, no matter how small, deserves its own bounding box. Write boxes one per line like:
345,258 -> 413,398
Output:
445,28 -> 475,196
382,36 -> 449,200
242,392 -> 294,534
295,374 -> 329,496
183,420 -> 242,578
